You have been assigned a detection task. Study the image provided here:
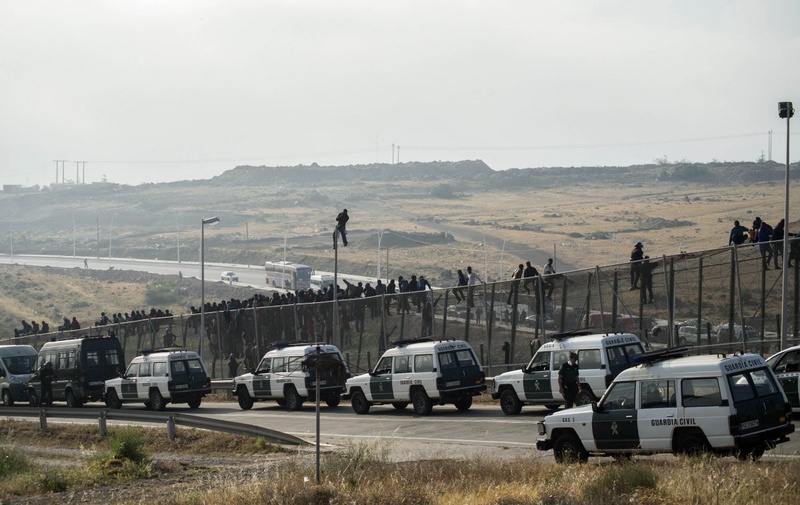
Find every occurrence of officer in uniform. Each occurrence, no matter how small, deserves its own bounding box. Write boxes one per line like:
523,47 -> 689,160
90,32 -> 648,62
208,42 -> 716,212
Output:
558,352 -> 581,408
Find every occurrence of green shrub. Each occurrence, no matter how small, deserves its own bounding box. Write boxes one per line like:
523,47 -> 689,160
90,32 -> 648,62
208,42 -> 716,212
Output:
0,446 -> 31,477
582,462 -> 658,501
107,428 -> 150,465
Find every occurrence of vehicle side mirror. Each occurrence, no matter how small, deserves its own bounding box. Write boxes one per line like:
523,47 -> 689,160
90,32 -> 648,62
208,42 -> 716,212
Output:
591,401 -> 604,413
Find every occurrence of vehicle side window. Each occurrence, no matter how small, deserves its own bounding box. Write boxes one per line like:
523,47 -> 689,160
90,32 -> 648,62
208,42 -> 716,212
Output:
395,356 -> 410,374
729,369 -> 779,402
602,381 -> 636,410
527,351 -> 550,372
153,362 -> 167,377
104,349 -> 121,367
414,354 -> 434,373
287,357 -> 302,373
455,350 -> 477,367
57,352 -> 69,370
578,349 -> 601,370
641,379 -> 676,409
682,378 -> 722,407
439,352 -> 458,371
623,344 -> 645,361
374,357 -> 392,375
749,369 -> 778,397
86,350 -> 100,367
605,347 -> 627,368
257,358 -> 271,374
272,358 -> 286,373
773,351 -> 800,374
67,351 -> 76,370
125,363 -> 139,378
139,362 -> 152,377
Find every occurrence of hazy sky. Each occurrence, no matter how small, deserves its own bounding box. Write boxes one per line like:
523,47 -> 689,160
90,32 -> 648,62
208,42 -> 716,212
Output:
1,0 -> 798,187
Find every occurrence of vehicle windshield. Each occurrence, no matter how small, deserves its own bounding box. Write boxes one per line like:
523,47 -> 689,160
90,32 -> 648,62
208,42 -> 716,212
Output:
2,355 -> 36,375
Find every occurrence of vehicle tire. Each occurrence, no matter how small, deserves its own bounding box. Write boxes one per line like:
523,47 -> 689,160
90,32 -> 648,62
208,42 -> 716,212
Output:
553,434 -> 589,463
454,395 -> 473,411
237,388 -> 254,410
187,396 -> 202,409
284,386 -> 302,411
2,389 -> 13,407
392,402 -> 409,411
143,401 -> 152,409
150,389 -> 166,411
350,390 -> 371,415
325,396 -> 341,408
575,390 -> 595,406
28,389 -> 40,407
544,403 -> 562,411
412,389 -> 433,416
500,389 -> 523,415
105,389 -> 122,409
66,390 -> 83,408
677,434 -> 708,457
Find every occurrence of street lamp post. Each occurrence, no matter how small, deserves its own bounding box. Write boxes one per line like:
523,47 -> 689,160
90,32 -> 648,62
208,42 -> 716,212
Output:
108,213 -> 118,267
779,101 -> 794,350
200,216 -> 220,360
174,211 -> 181,264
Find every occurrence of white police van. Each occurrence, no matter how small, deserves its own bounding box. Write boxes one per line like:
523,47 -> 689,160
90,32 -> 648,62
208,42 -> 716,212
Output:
0,345 -> 37,406
766,344 -> 800,411
104,349 -> 211,411
536,348 -> 794,462
492,330 -> 645,414
345,338 -> 486,416
232,342 -> 349,411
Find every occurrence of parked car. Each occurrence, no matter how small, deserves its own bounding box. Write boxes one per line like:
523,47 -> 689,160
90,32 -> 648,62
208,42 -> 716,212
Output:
221,271 -> 239,282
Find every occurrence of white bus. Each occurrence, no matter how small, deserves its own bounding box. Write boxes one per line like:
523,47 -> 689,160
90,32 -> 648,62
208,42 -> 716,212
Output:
264,261 -> 313,290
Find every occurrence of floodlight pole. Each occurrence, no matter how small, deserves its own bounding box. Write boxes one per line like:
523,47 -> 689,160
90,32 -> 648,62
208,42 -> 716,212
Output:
779,102 -> 793,350
333,228 -> 340,347
315,344 -> 321,484
200,216 -> 220,360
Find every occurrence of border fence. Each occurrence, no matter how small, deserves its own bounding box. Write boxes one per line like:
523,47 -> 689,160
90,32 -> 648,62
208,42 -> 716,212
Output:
5,239 -> 799,379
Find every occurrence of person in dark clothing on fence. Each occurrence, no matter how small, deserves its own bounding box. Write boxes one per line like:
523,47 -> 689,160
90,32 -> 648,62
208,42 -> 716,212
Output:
630,242 -> 644,290
335,209 -> 349,247
729,220 -> 749,246
639,256 -> 658,304
453,269 -> 468,302
507,264 -> 524,305
773,219 -> 785,268
522,261 -> 539,295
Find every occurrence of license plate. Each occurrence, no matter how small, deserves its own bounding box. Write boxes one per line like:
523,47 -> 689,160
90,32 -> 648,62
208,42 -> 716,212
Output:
89,381 -> 103,386
175,384 -> 189,390
740,419 -> 759,430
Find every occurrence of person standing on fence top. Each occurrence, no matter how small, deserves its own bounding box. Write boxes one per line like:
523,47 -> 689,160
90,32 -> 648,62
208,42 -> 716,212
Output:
558,352 -> 581,409
466,266 -> 482,308
729,220 -> 749,246
453,269 -> 468,303
639,256 -> 658,304
523,261 -> 539,295
757,221 -> 774,270
630,242 -> 644,290
543,258 -> 556,299
773,219 -> 785,269
507,264 -> 524,305
335,209 -> 349,247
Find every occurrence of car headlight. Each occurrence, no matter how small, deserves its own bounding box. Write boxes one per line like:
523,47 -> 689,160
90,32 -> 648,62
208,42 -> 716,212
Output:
537,421 -> 546,436
9,375 -> 24,384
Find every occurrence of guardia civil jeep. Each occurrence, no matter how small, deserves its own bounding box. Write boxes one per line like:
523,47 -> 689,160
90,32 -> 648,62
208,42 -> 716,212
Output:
232,342 -> 349,411
104,349 -> 211,411
345,338 -> 486,416
537,348 -> 794,462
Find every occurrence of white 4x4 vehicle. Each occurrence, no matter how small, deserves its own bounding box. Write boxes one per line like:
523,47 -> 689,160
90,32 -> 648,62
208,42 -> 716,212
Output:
345,338 -> 486,416
537,349 -> 794,462
232,343 -> 349,411
492,330 -> 645,414
104,349 -> 211,411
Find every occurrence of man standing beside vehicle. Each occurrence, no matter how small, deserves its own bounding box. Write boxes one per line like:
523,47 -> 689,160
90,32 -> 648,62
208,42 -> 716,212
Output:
39,361 -> 54,406
557,352 -> 581,409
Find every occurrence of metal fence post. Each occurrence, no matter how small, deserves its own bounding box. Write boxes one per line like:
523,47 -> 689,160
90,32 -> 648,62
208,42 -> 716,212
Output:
99,410 -> 107,436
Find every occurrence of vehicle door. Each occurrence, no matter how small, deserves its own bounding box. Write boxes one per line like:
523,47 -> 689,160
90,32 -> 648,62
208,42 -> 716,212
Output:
678,377 -> 727,444
252,357 -> 272,398
577,348 -> 603,393
270,357 -> 290,398
592,380 -> 639,451
769,350 -> 800,408
522,351 -> 553,401
135,362 -> 153,398
120,362 -> 140,400
391,355 -> 412,400
605,343 -> 645,380
54,350 -> 72,400
634,379 -> 678,450
369,356 -> 394,401
727,368 -> 788,437
185,357 -> 208,392
438,348 -> 482,396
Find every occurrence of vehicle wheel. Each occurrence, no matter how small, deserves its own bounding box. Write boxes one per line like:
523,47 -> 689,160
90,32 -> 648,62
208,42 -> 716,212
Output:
2,389 -> 14,407
392,402 -> 409,410
28,389 -> 40,407
325,396 -> 341,408
105,389 -> 122,409
677,434 -> 708,457
187,396 -> 202,409
500,389 -> 523,415
150,389 -> 166,411
284,386 -> 302,411
412,389 -> 433,416
544,403 -> 562,411
454,395 -> 473,411
575,390 -> 595,406
553,434 -> 589,463
66,390 -> 83,408
237,388 -> 254,410
276,399 -> 287,407
143,401 -> 152,409
350,390 -> 371,415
